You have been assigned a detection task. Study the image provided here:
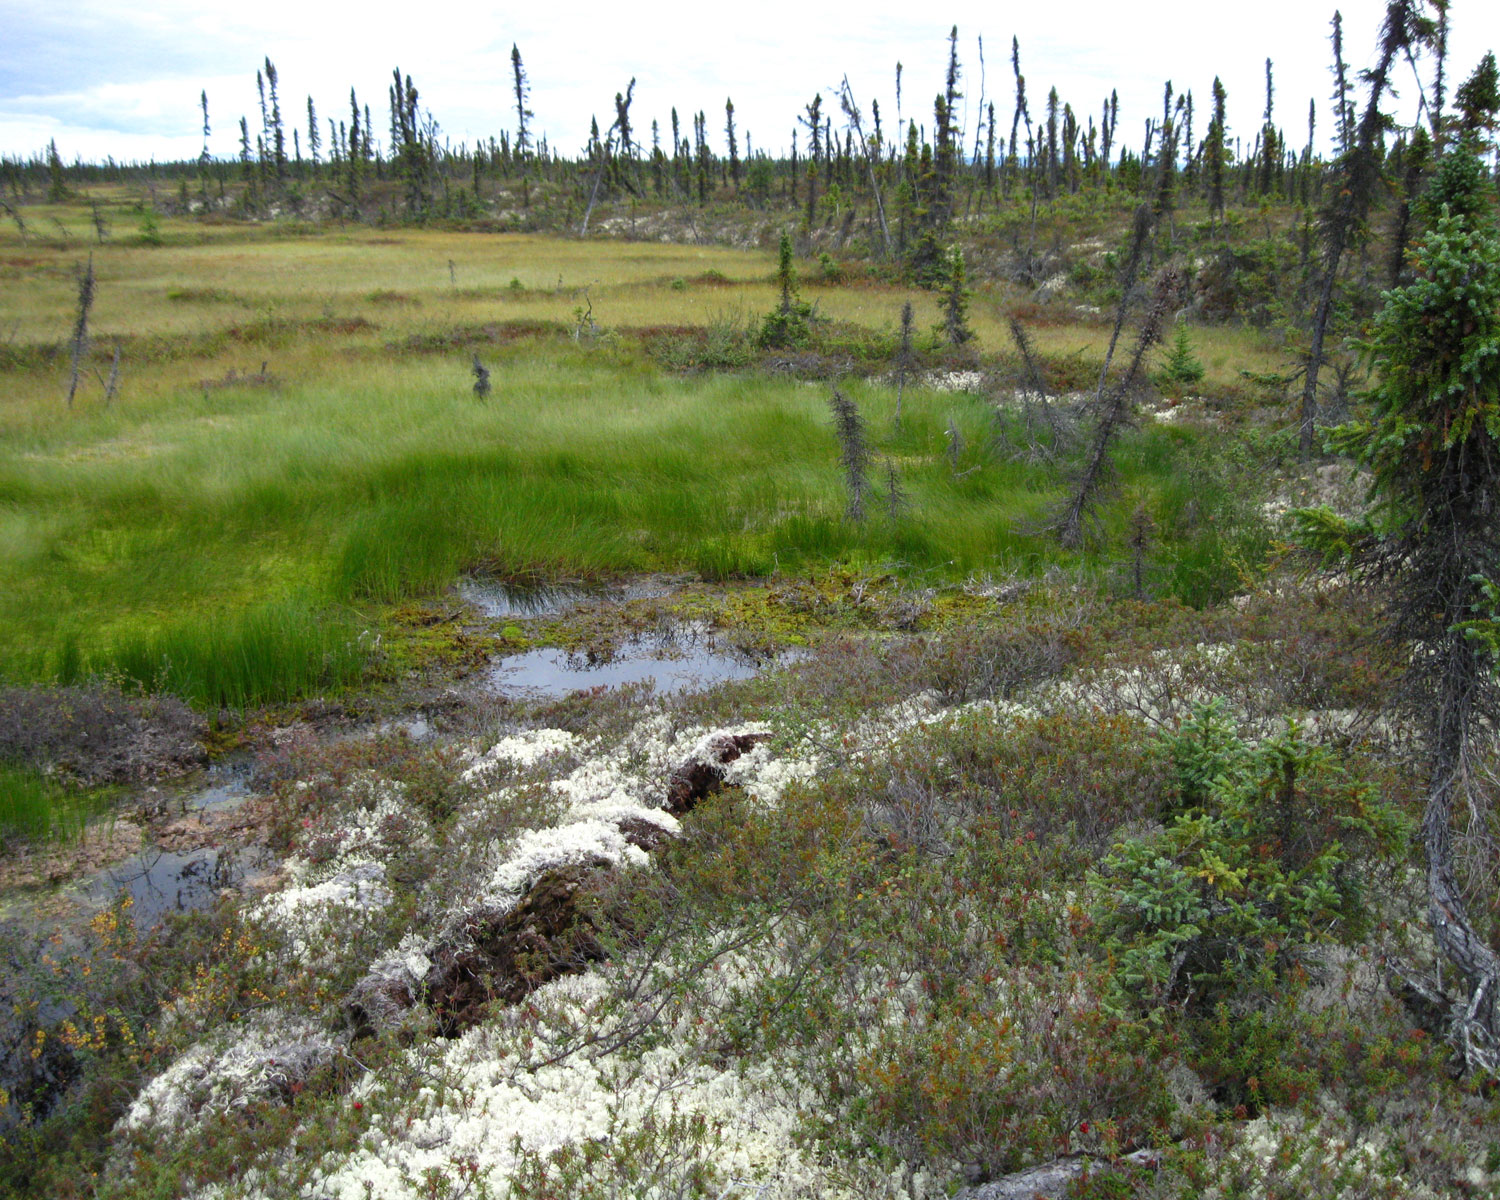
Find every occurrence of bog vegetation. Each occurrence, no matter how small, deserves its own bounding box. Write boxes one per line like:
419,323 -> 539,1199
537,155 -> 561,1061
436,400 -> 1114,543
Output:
1,3 -> 1499,1197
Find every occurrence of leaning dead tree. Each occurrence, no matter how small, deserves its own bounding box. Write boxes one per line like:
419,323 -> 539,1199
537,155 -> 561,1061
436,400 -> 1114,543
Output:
579,79 -> 636,237
1052,269 -> 1178,548
1299,0 -> 1431,456
838,76 -> 893,258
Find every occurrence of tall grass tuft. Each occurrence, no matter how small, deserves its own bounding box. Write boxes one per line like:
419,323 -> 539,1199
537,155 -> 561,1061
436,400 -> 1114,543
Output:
0,765 -> 90,848
106,598 -> 367,710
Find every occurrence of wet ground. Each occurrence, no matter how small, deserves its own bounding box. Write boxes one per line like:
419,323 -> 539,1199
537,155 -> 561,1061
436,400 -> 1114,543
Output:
460,576 -> 799,700
485,621 -> 781,698
2,575 -> 801,928
75,761 -> 278,927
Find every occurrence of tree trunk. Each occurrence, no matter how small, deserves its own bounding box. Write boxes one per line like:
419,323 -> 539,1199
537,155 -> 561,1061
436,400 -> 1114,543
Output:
1423,635 -> 1500,1075
1299,248 -> 1341,456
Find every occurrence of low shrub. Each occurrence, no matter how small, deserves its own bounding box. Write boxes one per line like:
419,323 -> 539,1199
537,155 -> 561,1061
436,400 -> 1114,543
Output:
1096,701 -> 1408,1012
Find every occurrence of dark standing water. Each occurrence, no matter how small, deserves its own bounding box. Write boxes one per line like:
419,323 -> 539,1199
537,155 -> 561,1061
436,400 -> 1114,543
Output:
78,761 -> 275,926
486,622 -> 783,700
457,580 -> 596,619
457,577 -> 683,621
80,843 -> 275,927
461,577 -> 790,700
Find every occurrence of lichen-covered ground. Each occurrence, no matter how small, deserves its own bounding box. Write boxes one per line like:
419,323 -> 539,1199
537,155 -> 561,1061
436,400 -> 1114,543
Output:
6,569 -> 1493,1200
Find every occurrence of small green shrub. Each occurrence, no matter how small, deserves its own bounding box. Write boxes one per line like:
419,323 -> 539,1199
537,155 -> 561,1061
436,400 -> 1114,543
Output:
758,232 -> 812,349
1159,318 -> 1205,387
136,208 -> 163,247
1096,704 -> 1407,1012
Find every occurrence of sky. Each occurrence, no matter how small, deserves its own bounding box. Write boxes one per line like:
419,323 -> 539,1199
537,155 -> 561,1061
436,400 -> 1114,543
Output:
2,0 -> 1497,166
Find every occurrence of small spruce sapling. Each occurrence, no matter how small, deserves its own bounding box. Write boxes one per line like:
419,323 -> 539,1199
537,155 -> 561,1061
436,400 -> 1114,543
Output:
758,232 -> 811,348
1127,503 -> 1154,599
884,459 -> 908,519
471,355 -> 491,399
1159,317 -> 1204,388
827,387 -> 869,522
137,207 -> 162,247
941,245 -> 973,347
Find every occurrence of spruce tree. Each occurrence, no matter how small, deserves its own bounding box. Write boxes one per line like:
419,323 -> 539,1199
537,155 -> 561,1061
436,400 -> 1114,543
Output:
1007,38 -> 1029,193
198,90 -> 211,200
511,46 -> 533,162
694,111 -> 710,205
1454,51 -> 1500,139
238,117 -> 257,206
1303,145 -> 1500,1074
1330,11 -> 1355,156
650,119 -> 665,196
941,245 -> 972,346
265,58 -> 286,182
724,98 -> 740,187
47,139 -> 67,202
983,101 -> 997,193
255,68 -> 270,185
346,90 -> 363,207
933,28 -> 962,221
671,108 -> 682,196
894,300 -> 915,431
1045,87 -> 1060,196
801,94 -> 823,225
306,97 -> 321,173
1206,78 -> 1228,229
827,388 -> 869,522
1257,59 -> 1277,197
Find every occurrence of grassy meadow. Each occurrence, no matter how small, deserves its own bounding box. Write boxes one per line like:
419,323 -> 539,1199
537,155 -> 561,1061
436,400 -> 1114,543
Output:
1,201 -> 1275,707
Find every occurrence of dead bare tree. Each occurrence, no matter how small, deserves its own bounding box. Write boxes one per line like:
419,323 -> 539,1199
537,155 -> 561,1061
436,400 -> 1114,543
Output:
893,302 -> 914,433
580,80 -> 635,236
94,344 -> 121,405
1053,269 -> 1178,547
838,76 -> 893,258
66,254 -> 96,409
1299,0 -> 1430,456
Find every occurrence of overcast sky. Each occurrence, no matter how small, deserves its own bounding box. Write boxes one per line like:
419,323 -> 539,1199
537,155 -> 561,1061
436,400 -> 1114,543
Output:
2,0 -> 1497,166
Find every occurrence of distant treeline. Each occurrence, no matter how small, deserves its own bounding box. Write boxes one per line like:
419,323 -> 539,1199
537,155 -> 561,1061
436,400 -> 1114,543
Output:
8,17 -> 1495,247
